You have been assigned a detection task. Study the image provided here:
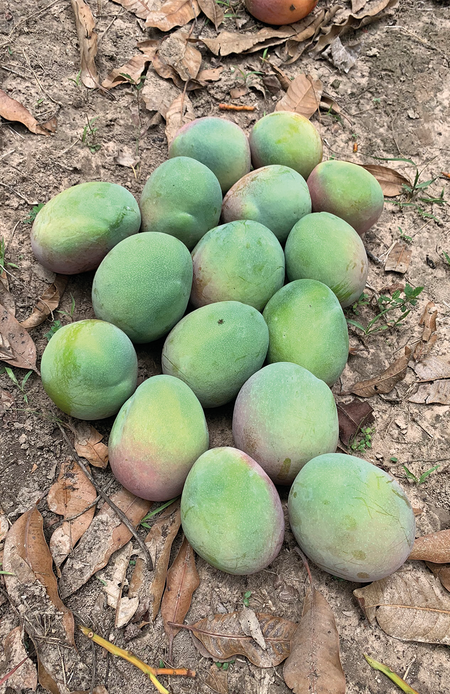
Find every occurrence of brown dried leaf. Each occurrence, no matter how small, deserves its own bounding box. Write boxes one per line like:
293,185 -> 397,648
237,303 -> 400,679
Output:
283,586 -> 346,694
275,74 -> 323,118
359,164 -> 411,197
164,91 -> 195,145
337,398 -> 374,446
180,613 -> 297,667
145,0 -> 200,31
111,0 -> 162,20
71,0 -> 99,89
350,346 -> 411,398
73,422 -> 109,468
0,626 -> 38,693
0,303 -> 38,372
102,49 -> 157,90
161,536 -> 200,660
269,63 -> 291,91
205,664 -> 229,694
156,31 -> 202,83
323,36 -> 356,73
198,0 -> 224,28
58,488 -> 151,599
413,301 -> 438,361
0,389 -> 14,417
239,607 -> 267,650
351,0 -> 367,11
98,542 -> 139,628
197,66 -> 224,82
408,380 -> 450,405
229,86 -> 248,99
200,23 -> 308,57
413,355 -> 450,381
426,563 -> 450,592
285,11 -> 328,62
354,568 -> 450,644
0,90 -> 52,136
409,530 -> 450,563
0,270 -> 15,316
0,511 -> 9,542
47,459 -> 97,567
384,242 -> 412,274
141,68 -> 180,118
320,94 -> 341,114
20,275 -> 68,330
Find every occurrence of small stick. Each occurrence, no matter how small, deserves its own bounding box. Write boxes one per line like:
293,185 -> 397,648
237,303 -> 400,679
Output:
219,103 -> 256,112
0,656 -> 29,687
364,654 -> 420,694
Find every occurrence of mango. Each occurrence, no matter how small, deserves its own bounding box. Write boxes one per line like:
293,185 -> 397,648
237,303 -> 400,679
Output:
263,279 -> 349,386
181,447 -> 285,575
285,212 -> 369,307
288,453 -> 416,582
109,375 -> 209,501
249,112 -> 323,181
233,362 -> 338,485
168,117 -> 251,193
40,319 -> 138,420
221,165 -> 312,244
244,0 -> 318,25
307,160 -> 384,235
140,157 -> 223,250
92,232 -> 193,343
190,220 -> 285,311
162,301 -> 269,407
31,182 -> 141,274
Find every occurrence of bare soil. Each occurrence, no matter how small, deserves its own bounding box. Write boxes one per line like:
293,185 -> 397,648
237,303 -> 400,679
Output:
1,1 -> 450,693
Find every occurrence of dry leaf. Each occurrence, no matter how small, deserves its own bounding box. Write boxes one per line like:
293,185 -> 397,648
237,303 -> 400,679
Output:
145,0 -> 200,31
320,94 -> 341,114
0,90 -> 52,136
0,626 -> 38,693
73,422 -> 109,468
323,36 -> 356,73
426,563 -> 450,592
337,399 -> 374,446
275,74 -> 323,118
47,459 -> 97,567
198,0 -> 224,29
359,164 -> 411,197
155,31 -> 202,83
111,0 -> 161,20
58,488 -> 151,599
20,275 -> 68,329
71,0 -> 99,89
283,586 -> 346,694
350,346 -> 411,398
354,568 -> 450,644
239,608 -> 267,650
413,355 -> 450,381
0,512 -> 9,542
197,66 -> 224,82
409,530 -> 450,563
230,86 -> 248,99
102,40 -> 160,89
205,664 -> 229,694
0,389 -> 14,417
0,303 -> 38,372
161,536 -> 200,661
115,150 -> 140,169
164,92 -> 195,145
408,380 -> 450,404
98,542 -> 139,628
285,11 -> 328,62
141,68 -> 181,118
384,242 -> 412,274
269,63 -> 291,91
179,613 -> 297,667
413,301 -> 438,361
351,0 -> 367,11
0,270 -> 15,316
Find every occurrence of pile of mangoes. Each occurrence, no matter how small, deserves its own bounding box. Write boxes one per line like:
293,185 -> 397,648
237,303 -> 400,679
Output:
33,111 -> 415,582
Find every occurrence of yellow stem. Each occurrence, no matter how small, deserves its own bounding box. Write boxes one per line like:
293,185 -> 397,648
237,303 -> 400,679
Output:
364,654 -> 421,694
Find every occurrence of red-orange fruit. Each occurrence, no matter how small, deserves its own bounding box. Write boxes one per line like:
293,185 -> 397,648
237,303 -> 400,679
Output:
244,0 -> 318,26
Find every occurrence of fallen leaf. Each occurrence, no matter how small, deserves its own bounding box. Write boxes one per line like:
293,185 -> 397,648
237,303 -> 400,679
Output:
323,36 -> 357,73
155,31 -> 202,83
72,421 -> 109,468
111,0 -> 161,20
164,91 -> 195,145
71,0 -> 99,89
98,542 -> 139,628
408,380 -> 450,404
0,303 -> 38,372
283,586 -> 346,694
413,301 -> 438,361
58,488 -> 151,599
0,626 -> 38,693
102,40 -> 160,89
196,66 -> 224,82
177,613 -> 297,667
262,74 -> 282,95
337,398 -> 374,446
320,94 -> 341,114
145,0 -> 200,31
198,0 -> 224,29
269,63 -> 291,91
0,270 -> 15,316
229,86 -> 248,99
47,459 -> 97,568
409,529 -> 450,563
351,0 -> 367,10
161,536 -> 200,661
0,511 -> 9,542
413,355 -> 450,381
205,664 -> 228,694
384,242 -> 412,274
354,568 -> 450,644
0,90 -> 52,136
285,11 -> 328,62
115,149 -> 140,169
0,389 -> 14,416
141,68 -> 181,119
426,563 -> 450,592
350,346 -> 411,398
275,74 -> 323,118
239,607 -> 267,650
20,275 -> 68,329
359,164 -> 411,197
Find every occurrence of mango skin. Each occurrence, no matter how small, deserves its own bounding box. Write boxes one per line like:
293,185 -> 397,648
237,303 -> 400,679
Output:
168,117 -> 251,193
181,447 -> 285,575
140,157 -> 223,250
288,453 -> 416,582
31,182 -> 141,274
307,160 -> 384,235
221,165 -> 312,244
109,375 -> 209,501
233,362 -> 338,485
249,112 -> 323,181
245,0 -> 318,25
191,220 -> 285,311
285,212 -> 369,307
40,319 -> 138,420
92,232 -> 193,343
263,279 -> 349,386
162,301 -> 269,408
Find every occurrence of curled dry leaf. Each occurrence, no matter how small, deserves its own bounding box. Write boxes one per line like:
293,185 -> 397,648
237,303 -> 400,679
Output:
320,94 -> 341,114
98,542 -> 139,628
156,31 -> 202,83
409,529 -> 450,564
413,355 -> 450,382
205,664 -> 229,694
164,91 -> 195,145
20,275 -> 68,330
413,301 -> 437,361
408,380 -> 450,405
354,568 -> 450,645
337,398 -> 374,447
350,346 -> 411,398
0,303 -> 38,372
0,89 -> 52,136
359,164 -> 411,197
197,0 -> 224,29
178,613 -> 297,667
275,74 -> 323,119
145,0 -> 200,31
426,563 -> 450,592
71,0 -> 99,89
102,39 -> 160,89
58,488 -> 151,599
111,0 -> 161,20
0,626 -> 37,693
73,421 -> 109,468
47,459 -> 97,568
384,242 -> 412,274
283,586 -> 346,694
161,535 -> 200,661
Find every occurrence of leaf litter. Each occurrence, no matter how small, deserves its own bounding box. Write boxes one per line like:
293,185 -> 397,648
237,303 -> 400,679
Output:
384,242 -> 412,274
0,90 -> 54,136
0,625 -> 37,694
71,0 -> 99,89
409,529 -> 450,563
72,421 -> 109,468
349,345 -> 411,398
337,398 -> 374,446
19,275 -> 68,330
275,74 -> 323,118
0,303 -> 39,373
